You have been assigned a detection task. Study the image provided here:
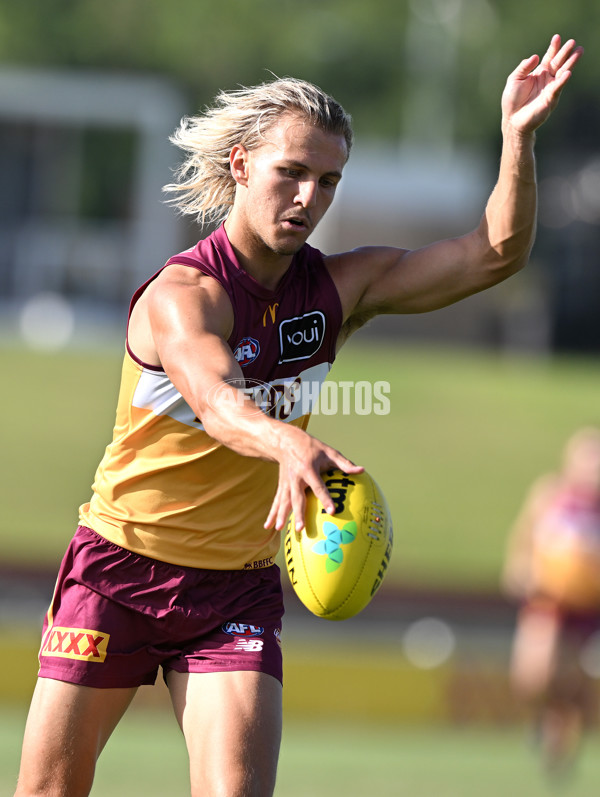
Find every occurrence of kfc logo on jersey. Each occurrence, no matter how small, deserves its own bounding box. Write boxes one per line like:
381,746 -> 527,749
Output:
278,311 -> 325,363
234,337 -> 260,367
222,622 -> 265,637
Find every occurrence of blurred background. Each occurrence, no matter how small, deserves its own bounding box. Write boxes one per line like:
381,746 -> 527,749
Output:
1,1 -> 600,794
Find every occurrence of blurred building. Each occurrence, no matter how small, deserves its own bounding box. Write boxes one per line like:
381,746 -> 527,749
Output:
0,67 -> 187,314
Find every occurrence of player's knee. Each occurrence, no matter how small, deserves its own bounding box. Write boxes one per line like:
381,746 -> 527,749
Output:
191,782 -> 276,797
14,759 -> 95,797
14,780 -> 93,797
190,767 -> 276,797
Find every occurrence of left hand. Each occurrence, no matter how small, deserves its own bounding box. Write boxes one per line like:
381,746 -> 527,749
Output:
501,34 -> 583,134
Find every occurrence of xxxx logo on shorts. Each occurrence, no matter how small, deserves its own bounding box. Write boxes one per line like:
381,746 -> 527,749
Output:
41,626 -> 110,663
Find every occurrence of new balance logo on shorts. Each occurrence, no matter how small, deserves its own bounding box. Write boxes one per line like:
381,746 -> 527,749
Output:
41,626 -> 110,662
234,638 -> 264,652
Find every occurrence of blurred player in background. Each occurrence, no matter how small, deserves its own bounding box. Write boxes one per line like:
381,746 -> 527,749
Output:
15,35 -> 582,797
503,427 -> 600,776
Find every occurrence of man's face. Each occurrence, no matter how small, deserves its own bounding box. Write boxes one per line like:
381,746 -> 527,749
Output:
236,113 -> 348,257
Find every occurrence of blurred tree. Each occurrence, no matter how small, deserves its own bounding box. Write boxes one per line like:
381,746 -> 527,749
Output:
0,0 -> 594,147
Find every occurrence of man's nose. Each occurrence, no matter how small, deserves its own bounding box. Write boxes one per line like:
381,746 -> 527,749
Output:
295,180 -> 318,208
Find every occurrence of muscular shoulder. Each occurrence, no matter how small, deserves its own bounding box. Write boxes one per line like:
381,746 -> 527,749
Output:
151,262 -> 218,292
150,265 -> 233,331
129,264 -> 234,365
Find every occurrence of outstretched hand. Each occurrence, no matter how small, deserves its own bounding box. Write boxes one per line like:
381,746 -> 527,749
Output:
501,35 -> 583,134
263,425 -> 363,533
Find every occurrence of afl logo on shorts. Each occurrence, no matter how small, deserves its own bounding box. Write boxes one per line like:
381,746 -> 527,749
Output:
234,337 -> 260,367
278,311 -> 326,363
222,622 -> 265,637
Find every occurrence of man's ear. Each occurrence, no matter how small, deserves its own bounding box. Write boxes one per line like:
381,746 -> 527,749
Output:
230,145 -> 250,186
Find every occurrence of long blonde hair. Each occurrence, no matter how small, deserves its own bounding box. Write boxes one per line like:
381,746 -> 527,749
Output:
163,77 -> 353,227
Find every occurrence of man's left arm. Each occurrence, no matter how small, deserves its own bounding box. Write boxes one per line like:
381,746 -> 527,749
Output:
332,35 -> 583,322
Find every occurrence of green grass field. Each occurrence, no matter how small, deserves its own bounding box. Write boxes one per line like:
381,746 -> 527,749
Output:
2,703 -> 600,796
2,339 -> 600,588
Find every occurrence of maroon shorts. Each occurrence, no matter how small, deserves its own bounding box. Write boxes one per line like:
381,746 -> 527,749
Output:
529,598 -> 600,644
38,526 -> 284,688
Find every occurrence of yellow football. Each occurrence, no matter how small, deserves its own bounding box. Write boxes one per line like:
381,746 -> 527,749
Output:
283,468 -> 393,620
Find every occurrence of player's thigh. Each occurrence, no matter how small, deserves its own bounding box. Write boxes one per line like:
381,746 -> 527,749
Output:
167,669 -> 282,797
511,606 -> 561,697
15,677 -> 137,797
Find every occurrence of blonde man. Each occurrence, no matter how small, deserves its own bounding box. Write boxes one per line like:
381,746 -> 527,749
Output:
16,35 -> 582,797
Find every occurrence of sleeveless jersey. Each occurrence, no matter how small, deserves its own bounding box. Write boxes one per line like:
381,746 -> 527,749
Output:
531,487 -> 600,609
79,224 -> 343,570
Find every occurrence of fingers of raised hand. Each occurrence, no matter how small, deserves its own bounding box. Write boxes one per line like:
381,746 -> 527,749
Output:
539,33 -> 563,71
541,36 -> 582,78
510,53 -> 539,81
556,43 -> 584,77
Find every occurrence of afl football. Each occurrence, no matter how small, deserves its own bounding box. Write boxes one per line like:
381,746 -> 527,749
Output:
284,468 -> 393,620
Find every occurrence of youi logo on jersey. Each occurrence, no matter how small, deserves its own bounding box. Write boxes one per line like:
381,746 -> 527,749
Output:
278,311 -> 325,363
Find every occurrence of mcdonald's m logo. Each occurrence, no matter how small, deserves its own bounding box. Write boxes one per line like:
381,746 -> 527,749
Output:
262,303 -> 279,326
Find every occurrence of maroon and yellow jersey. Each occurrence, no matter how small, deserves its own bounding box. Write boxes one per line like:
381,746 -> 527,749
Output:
79,224 -> 343,570
531,488 -> 600,610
